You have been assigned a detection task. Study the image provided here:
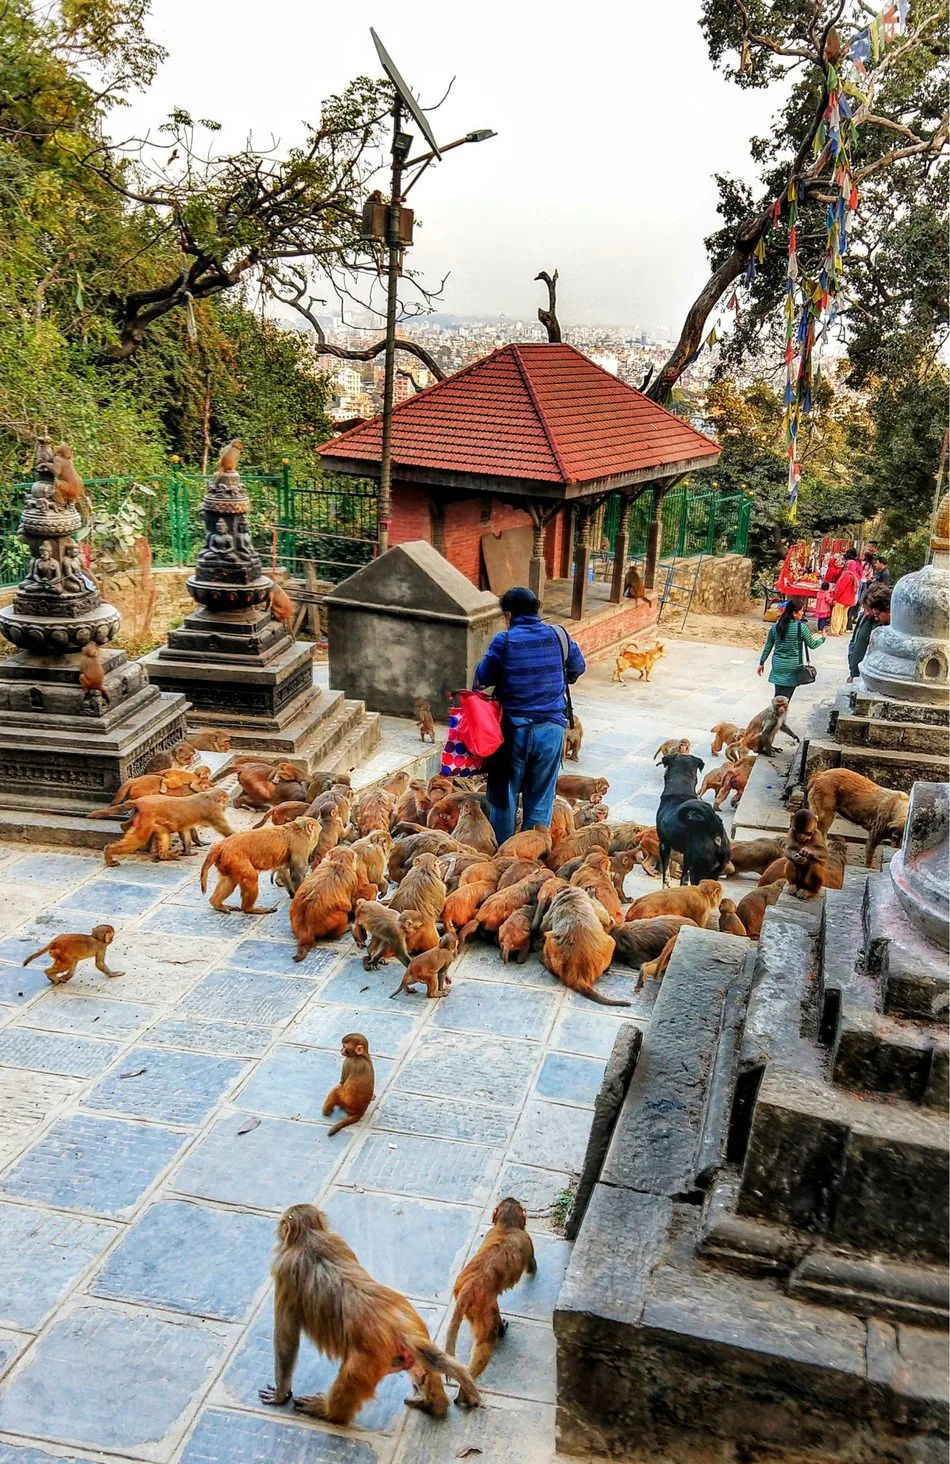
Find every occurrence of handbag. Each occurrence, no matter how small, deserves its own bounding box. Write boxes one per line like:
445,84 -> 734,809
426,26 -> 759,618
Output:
440,690 -> 503,778
793,623 -> 817,685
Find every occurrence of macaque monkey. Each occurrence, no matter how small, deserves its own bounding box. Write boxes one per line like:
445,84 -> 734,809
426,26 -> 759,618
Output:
349,830 -> 391,894
608,849 -> 640,898
719,899 -> 747,936
386,853 -> 447,922
622,563 -> 649,602
217,438 -> 242,474
381,770 -> 410,799
189,729 -> 232,752
446,1198 -> 536,1377
538,886 -> 625,1005
725,837 -> 785,876
546,824 -> 611,872
269,584 -> 293,628
569,849 -> 624,924
351,787 -> 395,837
290,848 -> 376,958
460,871 -> 550,943
556,774 -> 609,804
441,880 -> 495,934
783,807 -> 829,900
395,780 -> 430,826
498,906 -> 533,964
735,881 -> 785,939
417,701 -> 436,743
87,765 -> 210,817
742,697 -> 799,756
698,765 -> 730,802
144,741 -> 198,774
78,642 -> 110,704
201,817 -> 320,913
574,799 -> 609,829
496,858 -> 544,889
259,1204 -> 480,1423
609,915 -> 696,969
352,900 -> 410,969
625,879 -> 722,924
399,910 -> 440,956
710,722 -> 740,756
714,755 -> 756,810
607,820 -> 646,854
563,717 -> 583,761
390,932 -> 459,999
654,738 -> 690,762
24,924 -> 123,984
549,797 -> 575,846
233,761 -> 306,810
497,825 -> 551,862
53,443 -> 91,516
388,831 -> 463,884
453,797 -> 497,856
104,789 -> 232,866
323,1033 -> 375,1135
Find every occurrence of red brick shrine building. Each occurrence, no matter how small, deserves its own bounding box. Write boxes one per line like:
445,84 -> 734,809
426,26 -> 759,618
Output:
318,343 -> 720,653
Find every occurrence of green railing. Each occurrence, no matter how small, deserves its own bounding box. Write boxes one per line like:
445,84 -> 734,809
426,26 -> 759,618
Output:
0,467 -> 378,589
599,485 -> 751,560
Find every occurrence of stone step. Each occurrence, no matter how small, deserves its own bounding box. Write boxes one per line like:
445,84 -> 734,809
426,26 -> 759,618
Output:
803,734 -> 950,793
820,880 -> 878,1033
311,705 -> 381,779
601,924 -> 752,1199
831,1004 -> 938,1101
865,876 -> 950,1026
851,691 -> 949,728
737,1066 -> 949,1264
295,693 -> 362,769
834,711 -> 950,755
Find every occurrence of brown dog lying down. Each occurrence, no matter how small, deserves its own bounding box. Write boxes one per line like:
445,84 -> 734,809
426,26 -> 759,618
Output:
807,768 -> 910,868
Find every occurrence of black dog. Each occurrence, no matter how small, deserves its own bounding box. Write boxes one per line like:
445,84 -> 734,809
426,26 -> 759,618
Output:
656,754 -> 730,886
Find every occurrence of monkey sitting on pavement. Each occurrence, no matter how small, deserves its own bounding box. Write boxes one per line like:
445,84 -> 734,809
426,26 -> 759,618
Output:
24,925 -> 123,984
352,900 -> 410,970
446,1198 -> 536,1378
259,1204 -> 480,1424
323,1033 -> 375,1136
742,697 -> 799,756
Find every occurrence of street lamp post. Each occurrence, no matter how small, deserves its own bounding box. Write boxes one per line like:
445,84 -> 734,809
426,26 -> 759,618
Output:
375,124 -> 495,557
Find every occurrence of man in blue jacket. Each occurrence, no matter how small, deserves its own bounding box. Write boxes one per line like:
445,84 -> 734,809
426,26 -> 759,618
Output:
475,586 -> 586,843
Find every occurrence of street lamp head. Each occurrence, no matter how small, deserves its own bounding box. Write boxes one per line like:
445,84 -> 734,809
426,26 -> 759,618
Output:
465,129 -> 497,143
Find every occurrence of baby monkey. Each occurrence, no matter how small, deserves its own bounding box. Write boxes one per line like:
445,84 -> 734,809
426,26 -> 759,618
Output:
323,1033 -> 374,1136
23,925 -> 123,985
390,931 -> 459,999
446,1197 -> 536,1378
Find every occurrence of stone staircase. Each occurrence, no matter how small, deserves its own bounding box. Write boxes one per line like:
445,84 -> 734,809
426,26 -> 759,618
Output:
802,688 -> 950,792
555,874 -> 949,1462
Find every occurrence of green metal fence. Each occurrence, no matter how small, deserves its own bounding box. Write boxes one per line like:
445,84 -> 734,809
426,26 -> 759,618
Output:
0,467 -> 378,589
599,485 -> 751,559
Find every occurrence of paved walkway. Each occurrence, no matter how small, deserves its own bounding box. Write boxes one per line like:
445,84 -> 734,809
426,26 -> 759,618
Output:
0,630 -> 844,1464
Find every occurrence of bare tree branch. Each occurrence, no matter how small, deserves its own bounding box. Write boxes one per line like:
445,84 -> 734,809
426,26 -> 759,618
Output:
271,275 -> 446,380
535,269 -> 561,343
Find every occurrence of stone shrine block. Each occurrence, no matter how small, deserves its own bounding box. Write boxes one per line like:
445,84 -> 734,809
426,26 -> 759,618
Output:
326,540 -> 502,717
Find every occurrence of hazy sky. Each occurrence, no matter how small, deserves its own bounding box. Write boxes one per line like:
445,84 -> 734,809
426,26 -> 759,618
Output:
116,0 -> 781,334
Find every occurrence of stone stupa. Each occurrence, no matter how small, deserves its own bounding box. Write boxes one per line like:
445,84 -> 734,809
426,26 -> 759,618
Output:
0,440 -> 188,838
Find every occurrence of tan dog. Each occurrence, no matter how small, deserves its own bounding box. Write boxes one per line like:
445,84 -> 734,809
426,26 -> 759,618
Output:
611,642 -> 665,683
808,769 -> 910,868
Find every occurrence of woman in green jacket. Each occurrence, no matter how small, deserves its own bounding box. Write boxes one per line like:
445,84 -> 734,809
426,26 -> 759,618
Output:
757,597 -> 824,700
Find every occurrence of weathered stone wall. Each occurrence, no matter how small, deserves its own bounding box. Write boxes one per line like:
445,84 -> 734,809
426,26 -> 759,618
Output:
664,553 -> 753,615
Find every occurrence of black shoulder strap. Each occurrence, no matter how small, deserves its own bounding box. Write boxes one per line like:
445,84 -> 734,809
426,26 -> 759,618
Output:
552,624 -> 575,729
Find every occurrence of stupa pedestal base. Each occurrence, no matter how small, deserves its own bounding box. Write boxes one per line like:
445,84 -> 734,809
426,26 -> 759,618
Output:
0,644 -> 189,832
143,605 -> 321,753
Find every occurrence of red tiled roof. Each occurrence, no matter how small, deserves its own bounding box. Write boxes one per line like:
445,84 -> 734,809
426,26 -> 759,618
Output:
318,343 -> 719,486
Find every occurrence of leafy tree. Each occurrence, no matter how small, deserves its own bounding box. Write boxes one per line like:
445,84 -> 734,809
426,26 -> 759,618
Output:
648,1 -> 948,404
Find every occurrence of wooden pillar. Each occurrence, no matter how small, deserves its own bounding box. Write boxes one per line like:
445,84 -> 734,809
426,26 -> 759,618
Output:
571,507 -> 590,621
644,491 -> 663,590
558,507 -> 573,580
609,496 -> 633,603
528,510 -> 546,600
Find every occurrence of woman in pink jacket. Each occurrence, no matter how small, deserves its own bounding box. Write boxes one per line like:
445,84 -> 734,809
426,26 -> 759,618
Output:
829,559 -> 861,636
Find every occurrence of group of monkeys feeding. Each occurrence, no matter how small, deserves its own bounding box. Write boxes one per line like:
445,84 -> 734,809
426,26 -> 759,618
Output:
20,694 -> 914,1430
